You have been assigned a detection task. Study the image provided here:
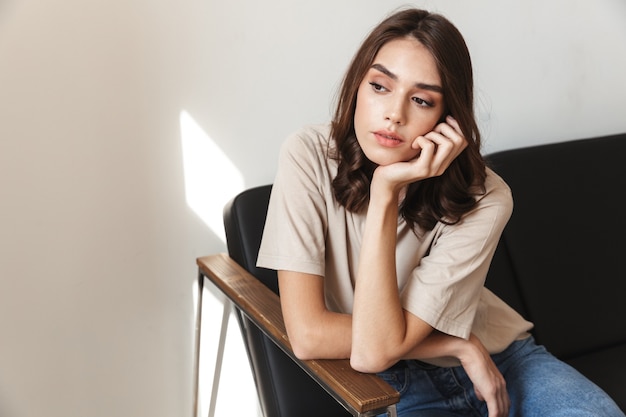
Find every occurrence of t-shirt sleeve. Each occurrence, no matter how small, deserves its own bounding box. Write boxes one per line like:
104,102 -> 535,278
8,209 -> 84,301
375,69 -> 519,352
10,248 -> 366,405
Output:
256,128 -> 330,276
400,172 -> 514,340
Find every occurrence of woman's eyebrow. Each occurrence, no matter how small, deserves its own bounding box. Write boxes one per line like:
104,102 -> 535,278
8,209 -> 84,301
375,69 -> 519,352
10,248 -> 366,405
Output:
371,63 -> 443,93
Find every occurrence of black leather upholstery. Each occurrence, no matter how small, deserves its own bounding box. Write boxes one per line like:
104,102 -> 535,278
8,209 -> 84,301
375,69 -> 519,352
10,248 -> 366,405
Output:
224,185 -> 277,293
223,185 -> 350,417
485,133 -> 626,410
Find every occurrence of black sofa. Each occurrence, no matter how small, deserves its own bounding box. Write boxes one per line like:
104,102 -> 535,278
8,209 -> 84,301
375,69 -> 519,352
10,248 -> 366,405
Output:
485,132 -> 626,410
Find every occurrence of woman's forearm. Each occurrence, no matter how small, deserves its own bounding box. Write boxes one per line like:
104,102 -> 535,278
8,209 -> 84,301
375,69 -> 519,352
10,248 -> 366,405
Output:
404,330 -> 477,362
351,188 -> 403,370
278,270 -> 353,360
351,182 -> 432,372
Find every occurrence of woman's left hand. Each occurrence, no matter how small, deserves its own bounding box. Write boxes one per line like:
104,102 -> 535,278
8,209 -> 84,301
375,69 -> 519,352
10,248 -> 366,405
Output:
373,115 -> 468,193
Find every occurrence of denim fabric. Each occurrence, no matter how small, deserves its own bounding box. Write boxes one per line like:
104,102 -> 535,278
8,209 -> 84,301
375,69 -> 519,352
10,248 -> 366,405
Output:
376,336 -> 624,417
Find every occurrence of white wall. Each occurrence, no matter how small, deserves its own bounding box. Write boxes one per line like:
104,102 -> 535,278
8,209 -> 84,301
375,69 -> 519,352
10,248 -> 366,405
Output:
0,1 -> 625,417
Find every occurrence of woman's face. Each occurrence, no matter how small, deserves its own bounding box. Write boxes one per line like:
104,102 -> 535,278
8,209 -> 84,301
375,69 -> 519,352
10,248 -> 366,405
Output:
354,37 -> 445,166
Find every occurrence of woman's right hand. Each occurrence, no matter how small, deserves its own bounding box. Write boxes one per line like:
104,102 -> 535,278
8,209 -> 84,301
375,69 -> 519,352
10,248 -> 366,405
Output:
458,334 -> 510,417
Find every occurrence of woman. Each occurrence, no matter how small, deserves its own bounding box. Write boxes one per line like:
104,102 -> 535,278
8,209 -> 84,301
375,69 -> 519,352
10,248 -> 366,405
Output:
257,8 -> 624,417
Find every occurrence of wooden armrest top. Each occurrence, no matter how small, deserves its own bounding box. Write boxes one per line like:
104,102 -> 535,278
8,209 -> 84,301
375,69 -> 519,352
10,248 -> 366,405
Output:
197,253 -> 399,415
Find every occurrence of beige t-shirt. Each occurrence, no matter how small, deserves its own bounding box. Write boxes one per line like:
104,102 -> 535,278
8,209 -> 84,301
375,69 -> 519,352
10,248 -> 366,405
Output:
257,125 -> 533,366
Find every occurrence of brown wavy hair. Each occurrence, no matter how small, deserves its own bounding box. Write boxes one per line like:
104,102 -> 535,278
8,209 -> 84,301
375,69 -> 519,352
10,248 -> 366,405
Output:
330,8 -> 486,231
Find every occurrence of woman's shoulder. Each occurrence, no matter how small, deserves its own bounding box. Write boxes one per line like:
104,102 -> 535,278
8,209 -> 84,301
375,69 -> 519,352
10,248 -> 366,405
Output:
281,123 -> 333,157
277,123 -> 338,184
475,167 -> 514,213
279,123 -> 336,170
484,167 -> 512,196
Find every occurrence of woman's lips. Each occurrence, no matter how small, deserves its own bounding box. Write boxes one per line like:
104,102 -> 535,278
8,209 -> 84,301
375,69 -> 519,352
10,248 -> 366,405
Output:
373,130 -> 405,147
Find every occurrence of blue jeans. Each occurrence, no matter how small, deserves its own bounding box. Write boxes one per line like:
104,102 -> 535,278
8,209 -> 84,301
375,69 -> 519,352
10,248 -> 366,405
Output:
377,336 -> 624,417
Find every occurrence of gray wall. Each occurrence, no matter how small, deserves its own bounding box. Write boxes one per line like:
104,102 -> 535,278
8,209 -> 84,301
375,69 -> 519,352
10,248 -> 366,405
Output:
1,1 -> 625,416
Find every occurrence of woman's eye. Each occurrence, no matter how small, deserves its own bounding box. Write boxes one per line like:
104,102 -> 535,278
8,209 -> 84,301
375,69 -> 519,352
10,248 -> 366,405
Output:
413,97 -> 433,107
369,82 -> 387,92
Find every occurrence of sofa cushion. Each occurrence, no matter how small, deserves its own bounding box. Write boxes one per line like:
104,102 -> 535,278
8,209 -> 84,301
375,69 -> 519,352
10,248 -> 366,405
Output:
486,133 -> 626,359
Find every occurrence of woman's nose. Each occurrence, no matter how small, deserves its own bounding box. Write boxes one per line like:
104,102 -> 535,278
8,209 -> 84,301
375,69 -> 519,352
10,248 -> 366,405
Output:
384,99 -> 406,125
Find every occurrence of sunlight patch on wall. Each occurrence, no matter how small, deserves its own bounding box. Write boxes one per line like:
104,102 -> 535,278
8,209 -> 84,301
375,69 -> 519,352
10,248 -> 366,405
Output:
180,110 -> 244,242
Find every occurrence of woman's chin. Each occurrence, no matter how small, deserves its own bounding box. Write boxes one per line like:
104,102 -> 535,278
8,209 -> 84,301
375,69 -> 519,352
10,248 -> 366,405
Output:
367,152 -> 419,167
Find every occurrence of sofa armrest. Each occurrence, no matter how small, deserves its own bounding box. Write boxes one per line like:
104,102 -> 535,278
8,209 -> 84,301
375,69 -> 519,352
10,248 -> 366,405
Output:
197,253 -> 399,416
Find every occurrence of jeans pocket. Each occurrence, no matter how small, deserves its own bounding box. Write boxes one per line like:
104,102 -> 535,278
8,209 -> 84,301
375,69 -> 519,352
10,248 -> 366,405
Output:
377,366 -> 410,395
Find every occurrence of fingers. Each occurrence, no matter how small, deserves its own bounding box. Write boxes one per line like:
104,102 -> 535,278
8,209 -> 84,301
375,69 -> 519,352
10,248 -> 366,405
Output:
474,379 -> 510,417
429,116 -> 468,159
485,375 -> 510,417
442,114 -> 462,133
482,380 -> 510,417
376,116 -> 468,187
461,335 -> 510,417
410,116 -> 468,178
478,359 -> 509,417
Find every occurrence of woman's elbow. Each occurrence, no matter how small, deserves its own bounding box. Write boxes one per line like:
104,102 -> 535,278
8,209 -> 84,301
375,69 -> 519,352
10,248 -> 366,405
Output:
290,339 -> 318,361
287,326 -> 324,361
350,350 -> 396,374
